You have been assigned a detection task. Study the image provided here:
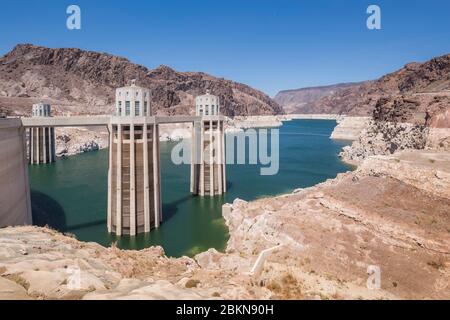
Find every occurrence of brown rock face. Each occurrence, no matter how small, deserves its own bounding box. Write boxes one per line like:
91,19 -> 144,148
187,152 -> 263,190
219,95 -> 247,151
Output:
372,94 -> 450,126
0,44 -> 283,117
373,96 -> 422,123
425,95 -> 450,128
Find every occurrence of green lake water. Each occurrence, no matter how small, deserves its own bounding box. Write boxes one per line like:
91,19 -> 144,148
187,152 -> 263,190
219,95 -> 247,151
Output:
29,119 -> 351,257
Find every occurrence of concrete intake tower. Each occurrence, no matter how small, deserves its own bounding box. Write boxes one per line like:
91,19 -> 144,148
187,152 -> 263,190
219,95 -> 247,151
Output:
29,103 -> 55,164
108,81 -> 162,236
190,91 -> 226,196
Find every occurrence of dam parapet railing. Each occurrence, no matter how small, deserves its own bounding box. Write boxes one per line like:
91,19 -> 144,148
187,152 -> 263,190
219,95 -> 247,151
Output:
20,115 -> 224,127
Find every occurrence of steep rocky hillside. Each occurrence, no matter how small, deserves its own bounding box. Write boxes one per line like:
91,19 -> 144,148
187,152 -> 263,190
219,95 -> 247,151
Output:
274,82 -> 364,114
0,44 -> 283,117
276,54 -> 450,119
309,54 -> 450,117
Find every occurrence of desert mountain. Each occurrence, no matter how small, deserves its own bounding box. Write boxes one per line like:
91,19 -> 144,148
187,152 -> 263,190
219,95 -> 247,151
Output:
0,44 -> 283,117
275,53 -> 450,120
274,82 -> 364,114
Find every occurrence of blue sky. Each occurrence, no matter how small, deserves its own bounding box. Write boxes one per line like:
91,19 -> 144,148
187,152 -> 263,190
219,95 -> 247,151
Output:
1,0 -> 449,96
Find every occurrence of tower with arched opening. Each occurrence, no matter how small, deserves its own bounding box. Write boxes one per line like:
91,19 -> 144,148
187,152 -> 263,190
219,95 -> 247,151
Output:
29,103 -> 55,164
191,91 -> 226,196
108,80 -> 161,236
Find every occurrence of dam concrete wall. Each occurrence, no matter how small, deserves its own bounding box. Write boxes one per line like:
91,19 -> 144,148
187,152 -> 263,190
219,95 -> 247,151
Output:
0,119 -> 32,227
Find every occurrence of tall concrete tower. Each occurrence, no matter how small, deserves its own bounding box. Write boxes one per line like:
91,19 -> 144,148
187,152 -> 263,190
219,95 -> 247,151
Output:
190,91 -> 226,196
29,103 -> 55,164
107,80 -> 162,236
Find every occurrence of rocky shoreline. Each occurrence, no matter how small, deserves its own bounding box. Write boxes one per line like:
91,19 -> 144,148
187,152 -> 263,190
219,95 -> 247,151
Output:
1,145 -> 448,299
55,127 -> 107,158
338,121 -> 429,165
338,120 -> 450,165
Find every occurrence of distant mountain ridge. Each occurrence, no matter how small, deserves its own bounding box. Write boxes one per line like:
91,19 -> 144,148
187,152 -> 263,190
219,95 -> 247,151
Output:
275,53 -> 450,119
0,44 -> 283,117
274,82 -> 365,114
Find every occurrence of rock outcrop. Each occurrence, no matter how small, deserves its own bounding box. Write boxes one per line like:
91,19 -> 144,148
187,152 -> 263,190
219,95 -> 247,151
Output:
330,117 -> 371,141
0,44 -> 283,117
427,128 -> 450,151
339,121 -> 429,164
372,94 -> 450,126
337,92 -> 450,164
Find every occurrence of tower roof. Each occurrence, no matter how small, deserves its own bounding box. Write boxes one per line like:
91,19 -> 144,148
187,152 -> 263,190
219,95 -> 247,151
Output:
195,90 -> 219,104
115,80 -> 151,116
117,79 -> 147,90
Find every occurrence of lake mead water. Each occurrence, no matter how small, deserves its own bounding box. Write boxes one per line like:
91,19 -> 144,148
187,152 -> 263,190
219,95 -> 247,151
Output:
29,120 -> 351,257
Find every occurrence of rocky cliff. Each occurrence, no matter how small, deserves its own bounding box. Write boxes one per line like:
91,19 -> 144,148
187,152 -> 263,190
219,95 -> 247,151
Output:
0,44 -> 283,117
